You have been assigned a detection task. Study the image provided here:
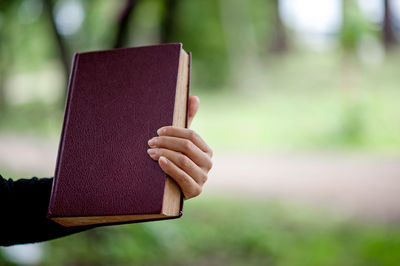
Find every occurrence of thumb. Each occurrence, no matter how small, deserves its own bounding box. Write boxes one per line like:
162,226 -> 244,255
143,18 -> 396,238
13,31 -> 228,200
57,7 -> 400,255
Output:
187,95 -> 200,128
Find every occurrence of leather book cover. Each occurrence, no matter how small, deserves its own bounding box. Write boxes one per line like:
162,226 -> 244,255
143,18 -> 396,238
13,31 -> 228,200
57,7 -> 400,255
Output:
47,43 -> 190,226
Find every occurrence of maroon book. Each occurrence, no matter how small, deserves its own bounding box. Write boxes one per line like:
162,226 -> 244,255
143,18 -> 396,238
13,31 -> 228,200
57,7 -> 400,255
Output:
47,43 -> 191,227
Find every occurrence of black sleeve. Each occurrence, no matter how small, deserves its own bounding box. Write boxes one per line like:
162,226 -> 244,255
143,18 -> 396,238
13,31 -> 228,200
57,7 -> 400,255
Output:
0,175 -> 95,246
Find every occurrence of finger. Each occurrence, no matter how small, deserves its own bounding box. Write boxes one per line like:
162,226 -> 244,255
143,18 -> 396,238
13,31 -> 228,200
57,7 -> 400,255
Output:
187,95 -> 200,128
148,136 -> 212,170
158,156 -> 202,199
157,126 -> 213,157
147,148 -> 208,185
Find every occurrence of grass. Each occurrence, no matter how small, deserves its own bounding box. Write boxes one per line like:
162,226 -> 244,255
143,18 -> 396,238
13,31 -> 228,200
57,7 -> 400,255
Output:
3,196 -> 394,266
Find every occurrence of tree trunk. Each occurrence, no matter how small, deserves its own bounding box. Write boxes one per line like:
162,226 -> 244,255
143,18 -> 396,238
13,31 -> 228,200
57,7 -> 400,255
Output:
160,0 -> 178,43
383,0 -> 397,50
269,0 -> 288,54
114,0 -> 138,48
0,70 -> 6,112
43,0 -> 71,105
0,19 -> 11,112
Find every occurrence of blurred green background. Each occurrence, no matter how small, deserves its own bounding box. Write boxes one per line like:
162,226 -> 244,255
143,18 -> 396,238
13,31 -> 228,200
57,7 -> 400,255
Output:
1,0 -> 400,265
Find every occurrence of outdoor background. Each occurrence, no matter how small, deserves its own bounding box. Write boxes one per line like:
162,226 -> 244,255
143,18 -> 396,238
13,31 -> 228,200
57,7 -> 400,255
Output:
1,0 -> 400,265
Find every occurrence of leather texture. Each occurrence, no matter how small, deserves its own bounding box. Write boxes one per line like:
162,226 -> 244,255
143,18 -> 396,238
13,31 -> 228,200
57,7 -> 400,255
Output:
48,43 -> 187,219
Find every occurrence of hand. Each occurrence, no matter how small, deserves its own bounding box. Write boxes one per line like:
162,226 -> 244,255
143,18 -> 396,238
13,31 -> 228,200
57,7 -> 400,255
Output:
147,96 -> 213,199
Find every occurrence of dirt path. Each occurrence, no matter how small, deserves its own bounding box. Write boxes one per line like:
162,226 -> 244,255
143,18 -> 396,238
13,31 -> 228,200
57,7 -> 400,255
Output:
208,152 -> 400,222
1,133 -> 400,222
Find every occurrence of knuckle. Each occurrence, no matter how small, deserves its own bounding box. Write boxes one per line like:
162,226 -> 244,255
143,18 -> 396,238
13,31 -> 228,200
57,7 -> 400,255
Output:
207,159 -> 213,171
208,160 -> 214,170
194,186 -> 202,197
179,155 -> 191,169
188,130 -> 197,140
208,148 -> 214,158
182,140 -> 193,152
189,186 -> 202,198
200,172 -> 208,184
181,175 -> 191,187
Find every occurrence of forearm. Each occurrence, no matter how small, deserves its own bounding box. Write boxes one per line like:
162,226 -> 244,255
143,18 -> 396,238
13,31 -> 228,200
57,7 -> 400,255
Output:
0,175 -> 93,246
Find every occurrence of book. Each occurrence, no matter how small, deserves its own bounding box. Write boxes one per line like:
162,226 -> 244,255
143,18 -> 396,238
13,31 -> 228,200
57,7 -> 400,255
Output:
47,43 -> 191,227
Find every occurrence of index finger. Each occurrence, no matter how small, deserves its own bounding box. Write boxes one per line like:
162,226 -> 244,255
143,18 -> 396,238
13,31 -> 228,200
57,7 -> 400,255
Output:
157,126 -> 213,157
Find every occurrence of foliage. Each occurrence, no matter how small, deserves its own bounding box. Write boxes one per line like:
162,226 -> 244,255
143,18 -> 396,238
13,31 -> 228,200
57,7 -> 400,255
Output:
0,101 -> 63,136
192,51 -> 400,152
171,0 -> 230,88
339,0 -> 383,54
1,51 -> 400,153
1,196 -> 399,265
1,1 -> 400,265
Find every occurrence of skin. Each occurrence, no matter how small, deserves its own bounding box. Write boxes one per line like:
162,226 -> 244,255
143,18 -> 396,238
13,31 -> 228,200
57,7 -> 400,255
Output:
147,95 -> 213,200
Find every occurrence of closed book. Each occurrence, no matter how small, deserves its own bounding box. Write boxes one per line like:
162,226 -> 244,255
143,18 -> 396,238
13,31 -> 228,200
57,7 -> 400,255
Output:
47,43 -> 191,227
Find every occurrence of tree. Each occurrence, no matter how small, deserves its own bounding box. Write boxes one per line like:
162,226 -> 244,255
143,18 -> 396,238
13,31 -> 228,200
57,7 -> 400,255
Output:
160,0 -> 178,43
114,0 -> 138,48
269,0 -> 287,53
43,0 -> 70,87
340,0 -> 367,53
383,0 -> 397,50
0,0 -> 20,112
42,0 -> 139,104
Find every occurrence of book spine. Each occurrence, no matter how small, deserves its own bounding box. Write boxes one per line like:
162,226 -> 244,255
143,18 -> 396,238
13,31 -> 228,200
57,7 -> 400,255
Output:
178,51 -> 192,216
185,52 -> 192,129
47,53 -> 80,218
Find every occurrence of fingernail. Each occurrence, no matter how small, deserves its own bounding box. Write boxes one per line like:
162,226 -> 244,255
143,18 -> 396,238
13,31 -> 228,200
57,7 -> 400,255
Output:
157,128 -> 166,135
159,156 -> 168,166
147,148 -> 158,157
148,138 -> 156,147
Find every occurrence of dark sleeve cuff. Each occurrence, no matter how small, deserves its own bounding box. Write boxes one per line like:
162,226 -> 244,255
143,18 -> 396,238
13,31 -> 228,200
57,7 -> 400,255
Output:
0,175 -> 95,246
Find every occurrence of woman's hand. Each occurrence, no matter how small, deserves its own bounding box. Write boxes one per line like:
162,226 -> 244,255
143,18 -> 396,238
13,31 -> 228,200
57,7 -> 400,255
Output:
147,96 -> 213,200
